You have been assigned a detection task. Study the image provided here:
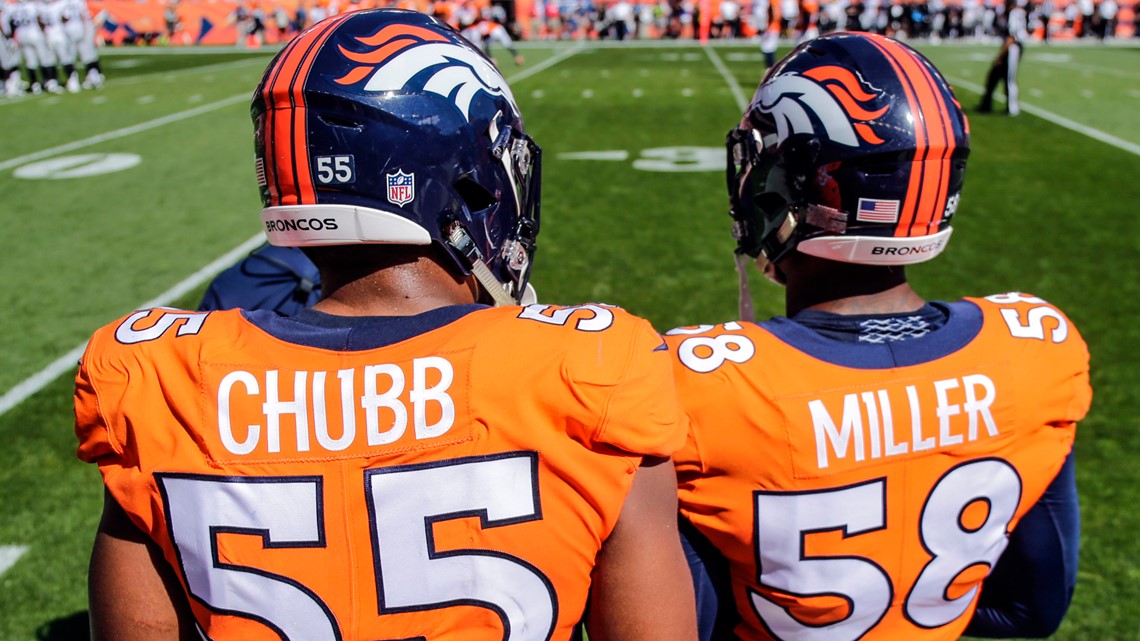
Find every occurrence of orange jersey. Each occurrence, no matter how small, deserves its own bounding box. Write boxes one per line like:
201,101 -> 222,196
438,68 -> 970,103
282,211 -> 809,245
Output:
76,303 -> 688,641
666,293 -> 1091,641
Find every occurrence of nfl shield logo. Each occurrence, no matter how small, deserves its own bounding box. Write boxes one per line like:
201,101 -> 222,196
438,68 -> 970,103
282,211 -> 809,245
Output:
387,170 -> 415,207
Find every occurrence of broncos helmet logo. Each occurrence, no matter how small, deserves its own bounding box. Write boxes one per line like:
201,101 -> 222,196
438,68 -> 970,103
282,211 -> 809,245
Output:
757,66 -> 889,148
333,24 -> 520,124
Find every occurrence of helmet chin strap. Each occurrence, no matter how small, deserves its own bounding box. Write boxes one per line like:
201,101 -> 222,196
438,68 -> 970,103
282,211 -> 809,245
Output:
736,210 -> 797,323
446,221 -> 534,307
735,253 -> 756,323
470,260 -> 521,307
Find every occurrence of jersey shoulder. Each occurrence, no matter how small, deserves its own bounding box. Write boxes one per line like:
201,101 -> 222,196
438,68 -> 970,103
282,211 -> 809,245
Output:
968,292 -> 1088,356
662,319 -> 766,377
83,307 -> 236,368
486,302 -> 665,379
483,302 -> 686,457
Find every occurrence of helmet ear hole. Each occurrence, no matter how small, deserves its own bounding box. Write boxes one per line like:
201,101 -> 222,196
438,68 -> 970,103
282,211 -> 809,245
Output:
454,176 -> 496,212
860,163 -> 899,177
755,191 -> 787,216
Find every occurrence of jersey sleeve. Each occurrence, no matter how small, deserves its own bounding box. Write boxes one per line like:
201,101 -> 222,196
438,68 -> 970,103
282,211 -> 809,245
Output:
1035,304 -> 1091,429
74,309 -> 213,539
976,294 -> 1092,431
557,310 -> 689,459
74,327 -> 124,474
599,320 -> 689,457
659,328 -> 734,485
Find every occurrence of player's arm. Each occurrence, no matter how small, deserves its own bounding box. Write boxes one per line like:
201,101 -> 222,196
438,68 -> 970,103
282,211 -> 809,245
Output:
964,452 -> 1080,638
679,518 -> 738,641
585,457 -> 699,641
89,488 -> 198,641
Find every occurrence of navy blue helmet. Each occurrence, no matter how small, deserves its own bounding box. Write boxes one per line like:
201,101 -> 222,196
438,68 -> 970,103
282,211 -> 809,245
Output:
252,8 -> 540,305
727,32 -> 969,268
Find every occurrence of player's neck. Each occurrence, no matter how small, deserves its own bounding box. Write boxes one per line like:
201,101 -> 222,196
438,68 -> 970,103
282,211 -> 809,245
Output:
313,256 -> 480,317
791,282 -> 927,317
781,256 -> 925,317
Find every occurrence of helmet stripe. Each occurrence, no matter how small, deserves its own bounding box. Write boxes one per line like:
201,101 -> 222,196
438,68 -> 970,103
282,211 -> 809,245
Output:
864,37 -> 925,237
914,60 -> 957,232
875,37 -> 955,237
887,41 -> 953,236
260,35 -> 306,207
263,12 -> 353,206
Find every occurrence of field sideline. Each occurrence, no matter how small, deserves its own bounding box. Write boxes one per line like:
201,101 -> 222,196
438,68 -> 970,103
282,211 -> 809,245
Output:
1,38 -> 1138,640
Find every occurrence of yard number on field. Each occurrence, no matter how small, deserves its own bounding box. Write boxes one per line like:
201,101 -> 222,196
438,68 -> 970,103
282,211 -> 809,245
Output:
558,147 -> 722,172
0,546 -> 28,577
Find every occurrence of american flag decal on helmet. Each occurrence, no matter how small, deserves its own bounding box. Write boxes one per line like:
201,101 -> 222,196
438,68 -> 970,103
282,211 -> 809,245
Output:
856,198 -> 901,223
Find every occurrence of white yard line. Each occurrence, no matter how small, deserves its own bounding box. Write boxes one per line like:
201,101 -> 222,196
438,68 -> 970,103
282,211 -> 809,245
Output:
0,57 -> 268,106
1035,59 -> 1140,82
0,546 -> 29,577
100,46 -> 280,56
946,75 -> 1140,157
504,44 -> 584,83
0,233 -> 265,419
108,57 -> 271,87
702,50 -> 1140,158
703,45 -> 748,111
0,93 -> 249,171
0,49 -> 578,173
0,46 -> 583,419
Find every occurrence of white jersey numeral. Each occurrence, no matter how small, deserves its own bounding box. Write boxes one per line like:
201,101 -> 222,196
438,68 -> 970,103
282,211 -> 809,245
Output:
368,453 -> 556,641
518,303 -> 614,331
158,453 -> 556,641
750,459 -> 1023,639
114,309 -> 206,344
985,292 -> 1069,343
673,323 -> 753,373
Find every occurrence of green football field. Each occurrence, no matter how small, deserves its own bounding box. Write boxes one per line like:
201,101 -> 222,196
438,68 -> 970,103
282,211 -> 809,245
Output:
1,37 -> 1138,640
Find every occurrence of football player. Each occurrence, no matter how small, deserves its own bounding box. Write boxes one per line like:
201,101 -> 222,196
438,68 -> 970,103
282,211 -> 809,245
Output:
668,32 -> 1090,641
755,0 -> 782,67
978,0 -> 1029,116
60,0 -> 102,89
460,7 -> 525,66
76,9 -> 697,641
42,0 -> 79,92
0,3 -> 24,97
8,0 -> 60,94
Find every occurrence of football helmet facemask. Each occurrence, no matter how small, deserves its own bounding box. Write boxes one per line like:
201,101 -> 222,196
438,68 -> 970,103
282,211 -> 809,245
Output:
252,8 -> 540,305
727,31 -> 969,269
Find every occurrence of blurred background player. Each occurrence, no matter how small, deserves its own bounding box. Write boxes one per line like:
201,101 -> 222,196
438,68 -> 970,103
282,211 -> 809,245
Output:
62,0 -> 102,88
978,0 -> 1028,115
43,0 -> 80,92
0,4 -> 23,97
669,32 -> 1090,641
460,6 -> 525,65
77,9 -> 696,641
756,0 -> 782,67
9,0 -> 61,94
